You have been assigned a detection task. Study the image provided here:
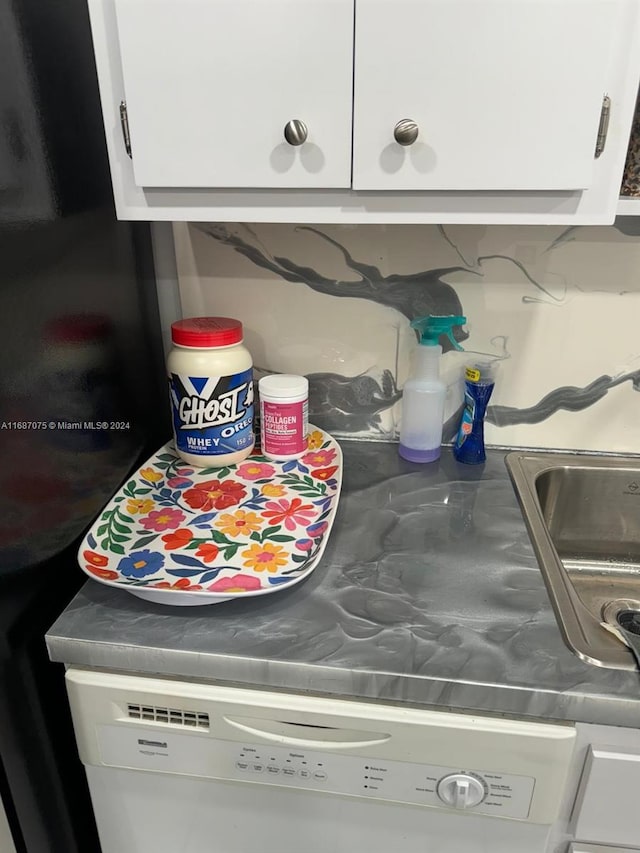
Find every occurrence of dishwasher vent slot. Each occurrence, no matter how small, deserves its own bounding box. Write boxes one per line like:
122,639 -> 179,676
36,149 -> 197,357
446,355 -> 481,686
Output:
126,703 -> 209,729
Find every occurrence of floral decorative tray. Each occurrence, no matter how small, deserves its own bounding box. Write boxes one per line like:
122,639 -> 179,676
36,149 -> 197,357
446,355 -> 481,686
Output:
79,428 -> 342,606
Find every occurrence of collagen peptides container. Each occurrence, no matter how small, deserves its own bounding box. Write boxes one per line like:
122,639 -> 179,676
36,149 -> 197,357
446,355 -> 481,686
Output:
167,317 -> 254,467
258,374 -> 308,461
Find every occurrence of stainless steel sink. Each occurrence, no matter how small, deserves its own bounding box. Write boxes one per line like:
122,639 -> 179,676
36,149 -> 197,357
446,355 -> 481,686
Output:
506,451 -> 640,670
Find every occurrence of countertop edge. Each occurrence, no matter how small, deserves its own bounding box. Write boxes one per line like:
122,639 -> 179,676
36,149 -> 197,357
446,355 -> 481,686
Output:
45,631 -> 640,729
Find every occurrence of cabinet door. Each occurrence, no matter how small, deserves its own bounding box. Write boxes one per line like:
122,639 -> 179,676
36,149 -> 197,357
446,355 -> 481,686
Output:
113,0 -> 353,189
572,746 -> 640,848
353,0 -> 625,191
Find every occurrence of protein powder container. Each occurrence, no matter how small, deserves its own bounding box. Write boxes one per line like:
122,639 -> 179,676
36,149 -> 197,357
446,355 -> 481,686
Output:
258,374 -> 308,461
168,317 -> 254,467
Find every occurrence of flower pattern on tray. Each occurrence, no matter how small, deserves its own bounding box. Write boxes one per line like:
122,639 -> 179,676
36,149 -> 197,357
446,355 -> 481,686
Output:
78,428 -> 342,599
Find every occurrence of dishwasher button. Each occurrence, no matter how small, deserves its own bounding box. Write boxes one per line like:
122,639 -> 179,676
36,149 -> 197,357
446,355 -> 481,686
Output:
313,771 -> 327,781
251,764 -> 264,773
235,762 -> 249,771
266,766 -> 280,775
282,768 -> 296,777
298,769 -> 311,779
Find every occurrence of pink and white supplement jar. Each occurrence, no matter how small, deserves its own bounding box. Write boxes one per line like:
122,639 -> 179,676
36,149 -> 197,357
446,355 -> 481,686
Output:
258,374 -> 309,461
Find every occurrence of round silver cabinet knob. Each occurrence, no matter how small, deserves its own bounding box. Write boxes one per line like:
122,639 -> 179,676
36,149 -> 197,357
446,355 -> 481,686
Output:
393,119 -> 419,146
284,119 -> 308,146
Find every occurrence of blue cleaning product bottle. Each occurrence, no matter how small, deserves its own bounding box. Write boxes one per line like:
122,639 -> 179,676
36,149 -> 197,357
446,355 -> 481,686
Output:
399,315 -> 467,463
453,362 -> 497,465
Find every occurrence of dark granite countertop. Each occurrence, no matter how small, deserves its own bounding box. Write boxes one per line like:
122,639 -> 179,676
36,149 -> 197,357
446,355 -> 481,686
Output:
47,442 -> 640,727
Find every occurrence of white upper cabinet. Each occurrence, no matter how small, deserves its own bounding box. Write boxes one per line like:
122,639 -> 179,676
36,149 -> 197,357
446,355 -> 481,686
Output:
113,0 -> 354,189
87,0 -> 640,223
353,0 -> 617,192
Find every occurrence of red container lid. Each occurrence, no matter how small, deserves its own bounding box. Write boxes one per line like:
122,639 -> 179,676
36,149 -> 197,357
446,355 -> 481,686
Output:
171,317 -> 243,348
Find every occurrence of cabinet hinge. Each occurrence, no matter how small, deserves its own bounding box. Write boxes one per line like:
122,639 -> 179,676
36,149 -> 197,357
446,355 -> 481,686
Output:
119,100 -> 132,158
594,94 -> 611,159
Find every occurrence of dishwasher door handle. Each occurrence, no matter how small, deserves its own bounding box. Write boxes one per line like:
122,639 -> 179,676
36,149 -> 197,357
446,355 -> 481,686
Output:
223,715 -> 391,750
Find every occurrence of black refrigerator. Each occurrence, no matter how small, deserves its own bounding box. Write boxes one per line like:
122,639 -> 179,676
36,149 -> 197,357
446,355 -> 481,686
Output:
0,1 -> 168,850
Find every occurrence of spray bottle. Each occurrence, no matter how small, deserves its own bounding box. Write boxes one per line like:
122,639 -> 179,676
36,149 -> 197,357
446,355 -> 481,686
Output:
399,315 -> 466,463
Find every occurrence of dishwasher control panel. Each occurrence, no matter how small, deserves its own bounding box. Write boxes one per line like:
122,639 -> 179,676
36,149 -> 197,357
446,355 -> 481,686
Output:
67,669 -> 576,826
97,724 -> 534,819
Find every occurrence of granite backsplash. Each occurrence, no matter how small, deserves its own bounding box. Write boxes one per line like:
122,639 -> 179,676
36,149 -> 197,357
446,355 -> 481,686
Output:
171,220 -> 640,454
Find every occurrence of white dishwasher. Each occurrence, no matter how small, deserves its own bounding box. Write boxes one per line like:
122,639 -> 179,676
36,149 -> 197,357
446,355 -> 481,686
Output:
65,667 -> 578,853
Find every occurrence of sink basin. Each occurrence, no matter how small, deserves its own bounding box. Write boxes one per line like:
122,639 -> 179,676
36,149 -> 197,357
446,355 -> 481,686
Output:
506,451 -> 640,670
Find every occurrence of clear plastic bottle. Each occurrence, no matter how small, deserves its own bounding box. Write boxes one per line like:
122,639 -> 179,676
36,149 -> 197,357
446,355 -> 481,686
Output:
167,317 -> 254,467
399,315 -> 466,463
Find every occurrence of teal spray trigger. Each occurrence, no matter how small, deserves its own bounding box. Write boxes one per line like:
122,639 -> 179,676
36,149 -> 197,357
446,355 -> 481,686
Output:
411,315 -> 466,350
399,315 -> 467,463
